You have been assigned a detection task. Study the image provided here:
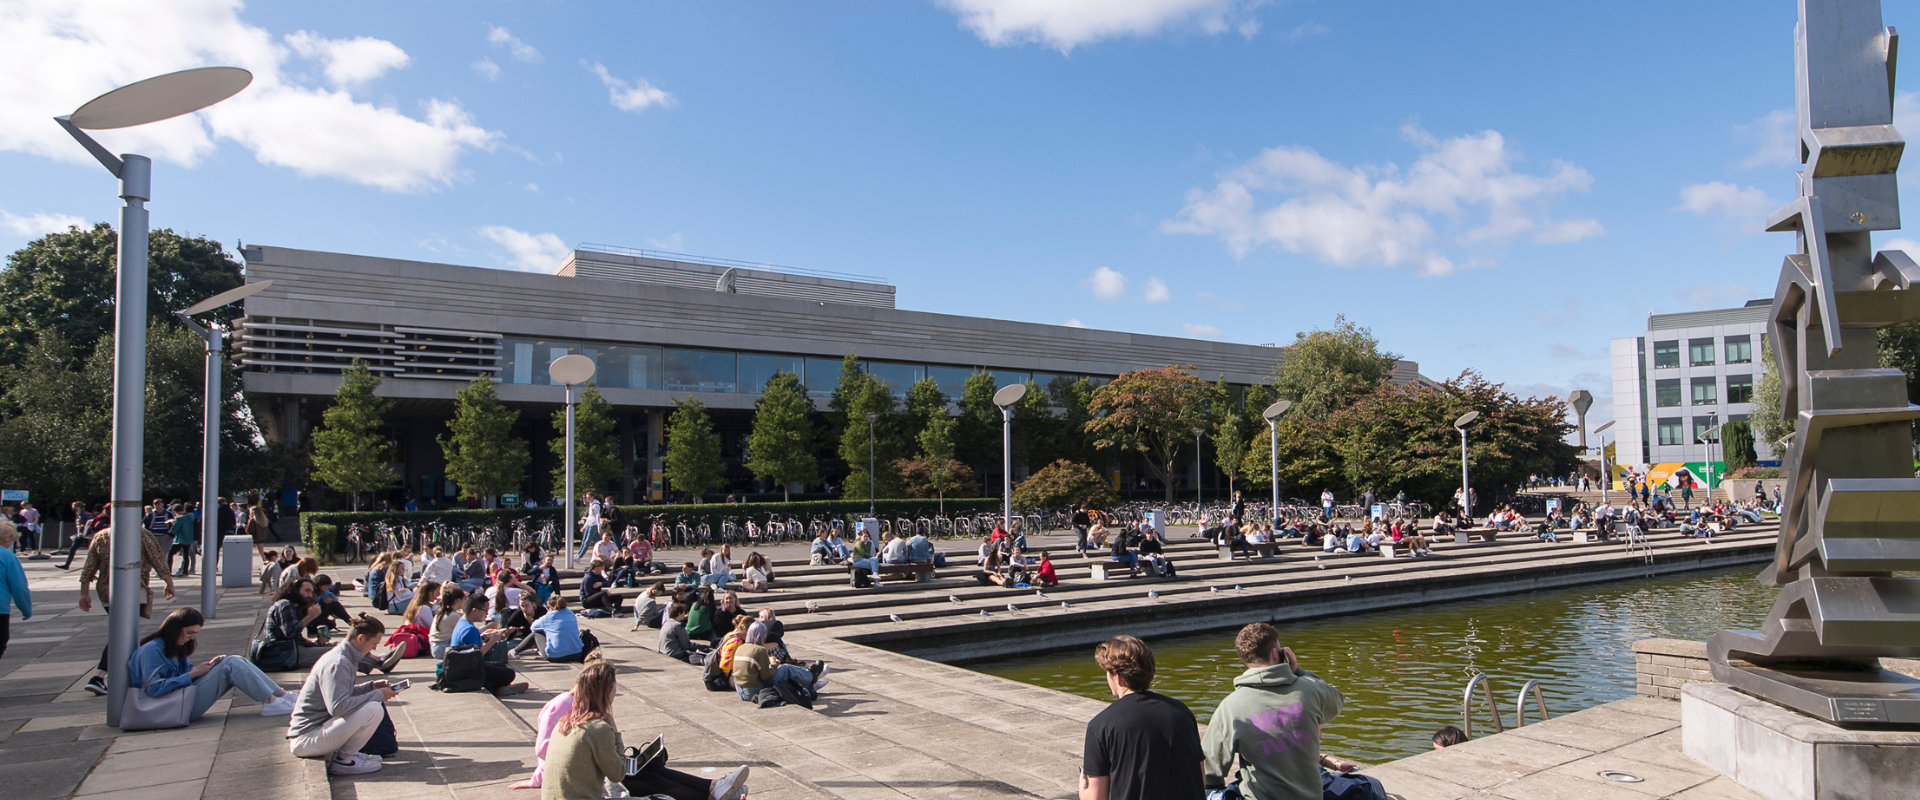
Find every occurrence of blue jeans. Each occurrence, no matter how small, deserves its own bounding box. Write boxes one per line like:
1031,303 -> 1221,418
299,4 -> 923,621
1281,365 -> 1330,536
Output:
431,641 -> 449,659
575,524 -> 601,559
189,656 -> 283,720
701,572 -> 730,587
735,664 -> 812,701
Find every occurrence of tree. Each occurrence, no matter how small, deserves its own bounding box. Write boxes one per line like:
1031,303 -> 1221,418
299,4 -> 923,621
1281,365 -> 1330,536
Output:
954,371 -> 999,483
0,330 -> 109,511
1084,365 -> 1226,502
665,396 -> 724,502
838,372 -> 906,501
746,371 -> 818,500
1723,420 -> 1758,474
1049,377 -> 1101,467
895,413 -> 971,512
1213,411 -> 1248,494
439,374 -> 528,506
826,351 -> 864,443
1271,315 -> 1400,419
1750,337 -> 1795,454
1323,371 -> 1577,504
310,361 -> 393,510
550,383 -> 617,499
1011,460 -> 1118,511
903,378 -> 949,450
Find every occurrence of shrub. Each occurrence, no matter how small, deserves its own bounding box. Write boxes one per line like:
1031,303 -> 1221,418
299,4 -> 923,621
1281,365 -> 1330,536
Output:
1011,460 -> 1118,511
305,523 -> 340,565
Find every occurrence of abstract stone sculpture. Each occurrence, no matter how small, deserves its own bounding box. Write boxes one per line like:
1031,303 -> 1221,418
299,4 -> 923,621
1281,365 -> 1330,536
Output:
1707,0 -> 1920,728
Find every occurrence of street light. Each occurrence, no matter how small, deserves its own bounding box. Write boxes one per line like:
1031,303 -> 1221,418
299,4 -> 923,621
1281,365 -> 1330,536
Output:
55,66 -> 251,727
863,412 -> 880,517
1593,420 -> 1616,506
993,384 -> 1027,533
1697,422 -> 1724,506
550,355 -> 596,569
1262,401 -> 1292,525
1192,427 -> 1206,507
176,280 -> 273,619
1454,410 -> 1480,517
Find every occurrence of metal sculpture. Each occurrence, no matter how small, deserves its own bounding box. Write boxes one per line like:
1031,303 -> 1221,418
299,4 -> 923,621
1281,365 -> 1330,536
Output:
1707,0 -> 1920,727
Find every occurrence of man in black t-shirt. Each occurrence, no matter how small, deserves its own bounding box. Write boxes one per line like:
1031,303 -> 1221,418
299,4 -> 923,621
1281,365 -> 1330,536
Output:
1079,635 -> 1204,800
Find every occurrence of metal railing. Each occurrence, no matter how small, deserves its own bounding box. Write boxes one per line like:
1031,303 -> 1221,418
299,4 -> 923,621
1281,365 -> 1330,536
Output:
1462,674 -> 1503,737
576,242 -> 890,285
1515,679 -> 1552,727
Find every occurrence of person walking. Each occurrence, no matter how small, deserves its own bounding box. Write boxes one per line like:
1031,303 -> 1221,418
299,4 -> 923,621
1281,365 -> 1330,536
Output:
0,520 -> 31,660
76,525 -> 175,695
574,492 -> 602,562
1201,623 -> 1358,800
1077,635 -> 1204,800
1071,505 -> 1092,558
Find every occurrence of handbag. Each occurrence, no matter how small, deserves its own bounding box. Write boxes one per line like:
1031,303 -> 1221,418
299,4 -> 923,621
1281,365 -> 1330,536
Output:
120,665 -> 197,731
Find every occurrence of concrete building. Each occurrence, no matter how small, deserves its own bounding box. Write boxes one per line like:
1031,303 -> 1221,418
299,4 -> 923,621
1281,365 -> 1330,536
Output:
1609,301 -> 1777,488
237,243 -> 1426,506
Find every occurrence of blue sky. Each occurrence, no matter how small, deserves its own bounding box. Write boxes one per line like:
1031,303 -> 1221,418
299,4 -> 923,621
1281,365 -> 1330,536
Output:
3,0 -> 1916,433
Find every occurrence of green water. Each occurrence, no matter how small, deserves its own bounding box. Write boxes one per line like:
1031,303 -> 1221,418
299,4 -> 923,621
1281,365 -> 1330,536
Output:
966,565 -> 1779,763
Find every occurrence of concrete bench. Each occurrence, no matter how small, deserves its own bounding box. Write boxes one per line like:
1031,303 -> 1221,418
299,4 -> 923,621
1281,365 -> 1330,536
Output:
876,562 -> 936,583
1215,542 -> 1280,560
1089,560 -> 1141,581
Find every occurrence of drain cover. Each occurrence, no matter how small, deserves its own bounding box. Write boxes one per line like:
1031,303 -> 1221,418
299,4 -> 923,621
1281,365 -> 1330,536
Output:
1598,771 -> 1644,783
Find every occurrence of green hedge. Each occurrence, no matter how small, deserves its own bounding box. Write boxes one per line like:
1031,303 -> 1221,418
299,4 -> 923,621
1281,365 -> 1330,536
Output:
299,498 -> 1004,549
306,523 -> 340,566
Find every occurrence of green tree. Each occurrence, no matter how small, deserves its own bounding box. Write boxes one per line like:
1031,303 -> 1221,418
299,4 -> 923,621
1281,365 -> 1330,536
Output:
1011,379 -> 1058,468
747,371 -> 818,500
838,372 -> 906,501
903,377 -> 949,451
954,371 -> 1000,484
310,360 -> 393,510
906,413 -> 968,513
1723,420 -> 1758,474
1750,337 -> 1795,454
439,374 -> 528,506
1011,459 -> 1118,511
0,330 -> 109,509
1325,371 -> 1577,505
1049,377 -> 1101,467
1084,365 -> 1226,502
665,396 -> 725,502
1213,411 -> 1248,494
1271,315 -> 1400,419
826,351 -> 864,443
550,383 -> 617,499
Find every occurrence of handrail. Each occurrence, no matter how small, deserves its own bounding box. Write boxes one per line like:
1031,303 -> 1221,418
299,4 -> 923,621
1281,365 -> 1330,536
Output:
1462,674 -> 1503,738
1515,679 -> 1551,727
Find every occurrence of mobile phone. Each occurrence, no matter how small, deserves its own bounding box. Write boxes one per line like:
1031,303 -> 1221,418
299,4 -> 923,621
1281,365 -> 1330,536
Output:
391,679 -> 412,692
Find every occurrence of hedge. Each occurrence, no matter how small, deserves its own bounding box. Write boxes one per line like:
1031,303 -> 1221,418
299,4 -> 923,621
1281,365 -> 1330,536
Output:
306,523 -> 340,566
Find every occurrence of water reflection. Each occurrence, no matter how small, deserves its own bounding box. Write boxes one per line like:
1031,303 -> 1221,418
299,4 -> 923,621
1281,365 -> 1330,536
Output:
963,566 -> 1777,762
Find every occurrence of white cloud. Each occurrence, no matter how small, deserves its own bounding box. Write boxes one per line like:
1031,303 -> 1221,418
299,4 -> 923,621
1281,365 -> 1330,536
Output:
472,58 -> 501,80
1733,109 -> 1796,170
1064,318 -> 1086,328
587,62 -> 676,113
1674,182 -> 1776,225
939,0 -> 1267,52
1284,22 -> 1328,42
1182,323 -> 1223,339
0,0 -> 501,192
1882,236 -> 1920,254
1675,282 -> 1762,309
479,226 -> 569,272
646,233 -> 684,251
1164,125 -> 1598,276
0,210 -> 87,237
284,31 -> 410,88
487,26 -> 541,63
524,183 -> 540,193
1142,277 -> 1171,302
1083,267 -> 1128,300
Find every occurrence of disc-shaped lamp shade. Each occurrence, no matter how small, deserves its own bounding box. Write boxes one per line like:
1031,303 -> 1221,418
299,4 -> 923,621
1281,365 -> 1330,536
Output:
1594,420 -> 1616,435
1454,410 -> 1481,428
993,383 -> 1027,407
549,354 -> 596,385
68,67 -> 253,130
1262,400 -> 1292,421
181,280 -> 272,316
1699,424 -> 1723,441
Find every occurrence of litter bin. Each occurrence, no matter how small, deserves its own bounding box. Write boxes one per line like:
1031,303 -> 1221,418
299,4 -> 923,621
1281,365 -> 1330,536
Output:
1147,509 -> 1166,540
221,535 -> 255,588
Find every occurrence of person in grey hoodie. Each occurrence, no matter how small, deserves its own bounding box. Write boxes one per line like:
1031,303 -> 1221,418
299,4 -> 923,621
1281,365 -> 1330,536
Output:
1201,623 -> 1354,800
288,615 -> 398,775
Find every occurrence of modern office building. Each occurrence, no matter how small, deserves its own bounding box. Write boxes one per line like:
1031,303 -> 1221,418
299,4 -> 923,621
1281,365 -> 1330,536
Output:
1609,301 -> 1777,488
237,243 -> 1428,506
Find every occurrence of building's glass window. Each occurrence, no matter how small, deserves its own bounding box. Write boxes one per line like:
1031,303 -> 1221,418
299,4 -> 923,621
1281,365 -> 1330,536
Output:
927,365 -> 980,402
1692,377 -> 1718,405
985,370 -> 1031,387
866,362 -> 925,398
499,339 -> 581,385
1694,415 -> 1719,443
1726,335 -> 1752,364
1655,379 -> 1682,407
1658,418 -> 1684,446
584,343 -> 660,390
802,358 -> 845,397
738,353 -> 804,394
1726,374 -> 1754,404
1689,338 -> 1716,367
1653,340 -> 1679,369
663,349 -> 736,393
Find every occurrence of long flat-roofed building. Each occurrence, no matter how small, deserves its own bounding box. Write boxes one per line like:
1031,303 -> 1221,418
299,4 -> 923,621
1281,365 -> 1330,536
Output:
238,243 -> 1427,504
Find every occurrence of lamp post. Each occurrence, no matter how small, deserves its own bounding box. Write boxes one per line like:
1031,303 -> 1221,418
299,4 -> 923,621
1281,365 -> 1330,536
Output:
176,281 -> 273,618
992,384 -> 1027,533
863,412 -> 880,517
54,67 -> 251,727
1697,422 -> 1724,506
1454,410 -> 1480,517
1262,401 -> 1292,525
1592,420 -> 1616,506
1192,427 -> 1206,507
550,355 -> 596,569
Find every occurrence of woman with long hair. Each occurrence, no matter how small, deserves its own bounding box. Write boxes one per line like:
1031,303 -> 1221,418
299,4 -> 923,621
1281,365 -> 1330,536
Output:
538,661 -> 749,800
131,607 -> 296,721
429,585 -> 468,659
401,581 -> 442,632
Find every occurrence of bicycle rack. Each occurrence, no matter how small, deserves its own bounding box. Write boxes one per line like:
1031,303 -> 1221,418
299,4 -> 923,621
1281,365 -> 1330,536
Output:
1462,674 -> 1503,737
1515,679 -> 1552,727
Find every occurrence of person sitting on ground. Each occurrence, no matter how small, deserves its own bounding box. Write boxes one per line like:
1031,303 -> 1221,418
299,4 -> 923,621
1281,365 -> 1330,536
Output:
542,661 -> 751,800
1202,623 -> 1356,800
1088,513 -> 1111,552
500,590 -> 544,656
731,621 -> 827,703
529,555 -> 560,603
844,531 -> 878,575
1107,525 -> 1141,577
520,542 -> 545,577
530,595 -> 601,664
673,560 -> 700,588
132,606 -> 298,720
578,559 -> 621,615
280,556 -> 319,595
308,574 -> 356,637
625,534 -> 656,580
288,614 -> 399,776
808,528 -> 835,565
1432,724 -> 1467,749
384,554 -> 416,611
632,582 -> 673,630
429,585 -> 469,659
1395,520 -> 1433,557
1535,514 -> 1560,543
717,616 -> 753,676
1035,551 -> 1058,587
706,544 -> 735,588
657,602 -> 709,665
686,587 -> 719,645
259,577 -> 332,670
1321,525 -> 1345,554
713,591 -> 747,636
450,595 -> 528,694
1080,635 -> 1205,800
422,546 -> 456,586
976,546 -> 1010,586
755,608 -> 796,664
509,669 -> 575,790
739,553 -> 770,593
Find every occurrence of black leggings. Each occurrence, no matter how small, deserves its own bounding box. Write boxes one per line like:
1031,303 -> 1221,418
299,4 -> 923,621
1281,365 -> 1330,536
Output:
581,590 -> 620,614
60,535 -> 89,569
0,614 -> 9,661
621,757 -> 713,800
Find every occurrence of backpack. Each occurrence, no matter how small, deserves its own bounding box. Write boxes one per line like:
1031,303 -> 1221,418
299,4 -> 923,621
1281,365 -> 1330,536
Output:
850,566 -> 872,589
1321,770 -> 1388,800
700,647 -> 731,693
434,645 -> 485,693
385,623 -> 430,659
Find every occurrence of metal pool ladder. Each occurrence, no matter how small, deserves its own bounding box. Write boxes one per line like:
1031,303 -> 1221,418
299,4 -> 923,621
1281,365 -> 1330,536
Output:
1461,675 -> 1553,738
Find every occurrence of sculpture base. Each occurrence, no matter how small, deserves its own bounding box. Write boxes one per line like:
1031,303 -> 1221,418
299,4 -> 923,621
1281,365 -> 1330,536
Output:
1711,660 -> 1920,726
1683,682 -> 1920,800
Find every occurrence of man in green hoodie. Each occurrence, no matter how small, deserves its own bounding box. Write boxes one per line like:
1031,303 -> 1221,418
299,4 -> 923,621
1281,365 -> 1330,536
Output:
1202,623 -> 1351,800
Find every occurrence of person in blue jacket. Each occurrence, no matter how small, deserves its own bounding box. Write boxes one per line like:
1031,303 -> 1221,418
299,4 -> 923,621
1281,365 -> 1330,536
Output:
0,520 -> 31,660
129,607 -> 298,722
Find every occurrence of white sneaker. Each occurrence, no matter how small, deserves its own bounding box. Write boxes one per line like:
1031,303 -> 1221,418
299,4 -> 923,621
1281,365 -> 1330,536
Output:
260,693 -> 297,717
329,753 -> 381,775
709,765 -> 749,800
812,677 -> 829,692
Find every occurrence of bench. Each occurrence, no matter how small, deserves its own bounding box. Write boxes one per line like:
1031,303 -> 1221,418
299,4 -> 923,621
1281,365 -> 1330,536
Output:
1089,560 -> 1141,581
876,562 -> 935,583
1215,542 -> 1281,561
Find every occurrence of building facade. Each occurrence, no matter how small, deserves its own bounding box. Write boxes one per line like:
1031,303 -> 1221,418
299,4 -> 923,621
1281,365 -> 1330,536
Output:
237,243 -> 1426,506
1609,301 -> 1777,488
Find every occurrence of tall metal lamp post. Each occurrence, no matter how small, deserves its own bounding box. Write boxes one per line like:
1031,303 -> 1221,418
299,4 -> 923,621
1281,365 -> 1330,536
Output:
176,280 -> 273,618
1697,423 -> 1724,505
54,67 -> 252,727
1592,420 -> 1616,505
1191,427 -> 1206,506
1454,410 -> 1481,517
550,355 -> 596,568
863,412 -> 880,517
1262,401 -> 1292,525
993,384 -> 1027,533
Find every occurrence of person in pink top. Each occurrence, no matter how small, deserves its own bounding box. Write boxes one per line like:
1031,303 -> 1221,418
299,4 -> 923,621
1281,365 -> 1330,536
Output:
508,688 -> 576,789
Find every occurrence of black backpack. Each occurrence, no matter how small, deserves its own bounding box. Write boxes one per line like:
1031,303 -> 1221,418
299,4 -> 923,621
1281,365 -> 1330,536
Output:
850,566 -> 872,589
434,646 -> 486,693
701,647 -> 731,692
